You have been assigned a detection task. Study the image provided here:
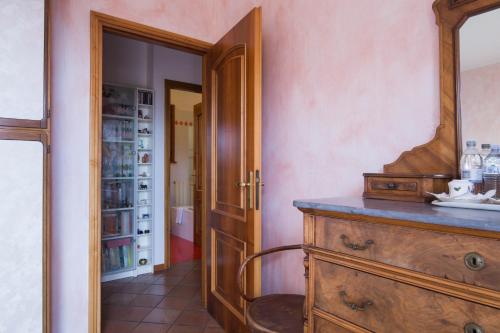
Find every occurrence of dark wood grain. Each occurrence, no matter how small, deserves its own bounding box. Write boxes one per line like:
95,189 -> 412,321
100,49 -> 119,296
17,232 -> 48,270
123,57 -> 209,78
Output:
313,259 -> 500,333
193,103 -> 203,247
205,8 -> 262,332
314,216 -> 500,292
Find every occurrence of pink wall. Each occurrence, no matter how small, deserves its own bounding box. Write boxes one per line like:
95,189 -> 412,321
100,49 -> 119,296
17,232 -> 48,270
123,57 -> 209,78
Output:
460,62 -> 500,148
51,0 -> 439,331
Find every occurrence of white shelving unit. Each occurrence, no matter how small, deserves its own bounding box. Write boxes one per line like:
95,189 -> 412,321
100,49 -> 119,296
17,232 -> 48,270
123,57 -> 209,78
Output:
101,84 -> 155,282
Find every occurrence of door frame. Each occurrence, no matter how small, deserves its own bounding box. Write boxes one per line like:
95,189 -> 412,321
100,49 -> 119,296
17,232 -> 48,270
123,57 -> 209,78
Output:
163,79 -> 202,270
89,12 -> 211,333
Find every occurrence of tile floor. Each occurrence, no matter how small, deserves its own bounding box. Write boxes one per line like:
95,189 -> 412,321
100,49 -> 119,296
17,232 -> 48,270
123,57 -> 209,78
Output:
102,260 -> 224,333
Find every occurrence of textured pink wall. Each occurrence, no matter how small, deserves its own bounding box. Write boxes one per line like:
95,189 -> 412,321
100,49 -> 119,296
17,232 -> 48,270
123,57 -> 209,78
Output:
461,62 -> 500,148
51,0 -> 439,331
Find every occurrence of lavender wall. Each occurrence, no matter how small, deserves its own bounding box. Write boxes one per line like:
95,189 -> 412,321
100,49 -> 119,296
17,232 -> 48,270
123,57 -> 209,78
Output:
51,0 -> 439,331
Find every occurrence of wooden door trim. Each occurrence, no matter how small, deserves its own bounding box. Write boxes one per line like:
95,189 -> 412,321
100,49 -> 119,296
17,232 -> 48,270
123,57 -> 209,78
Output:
89,12 -> 211,333
163,79 -> 202,271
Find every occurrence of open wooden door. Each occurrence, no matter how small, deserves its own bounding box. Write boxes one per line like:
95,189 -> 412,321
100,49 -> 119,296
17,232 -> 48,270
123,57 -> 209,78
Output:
205,7 -> 262,332
193,103 -> 202,247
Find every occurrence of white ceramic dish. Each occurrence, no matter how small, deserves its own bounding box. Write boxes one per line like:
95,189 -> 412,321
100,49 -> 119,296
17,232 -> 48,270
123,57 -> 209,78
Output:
431,200 -> 500,212
427,190 -> 496,204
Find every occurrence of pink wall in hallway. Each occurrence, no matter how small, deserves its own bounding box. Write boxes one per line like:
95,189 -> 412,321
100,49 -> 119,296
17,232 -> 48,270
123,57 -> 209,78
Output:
51,0 -> 439,331
216,0 -> 440,295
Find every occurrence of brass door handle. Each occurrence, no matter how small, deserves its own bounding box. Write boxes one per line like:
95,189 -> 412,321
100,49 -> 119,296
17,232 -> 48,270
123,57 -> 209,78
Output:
339,291 -> 373,311
235,181 -> 250,188
340,234 -> 374,251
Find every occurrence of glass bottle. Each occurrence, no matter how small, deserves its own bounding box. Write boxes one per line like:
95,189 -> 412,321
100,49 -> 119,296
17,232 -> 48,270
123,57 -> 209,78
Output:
483,145 -> 500,198
460,140 -> 483,185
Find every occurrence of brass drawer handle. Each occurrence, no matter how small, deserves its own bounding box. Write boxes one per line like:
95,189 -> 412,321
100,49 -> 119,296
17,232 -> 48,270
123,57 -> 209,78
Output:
339,291 -> 373,311
340,234 -> 374,251
464,323 -> 484,333
464,252 -> 485,271
386,182 -> 397,190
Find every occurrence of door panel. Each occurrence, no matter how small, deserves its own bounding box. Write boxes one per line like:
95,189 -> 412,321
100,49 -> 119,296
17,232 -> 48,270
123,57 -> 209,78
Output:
193,103 -> 202,247
214,46 -> 246,218
206,7 -> 262,332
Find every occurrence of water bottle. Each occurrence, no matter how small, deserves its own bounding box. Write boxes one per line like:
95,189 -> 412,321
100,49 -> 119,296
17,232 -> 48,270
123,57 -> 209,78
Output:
460,140 -> 483,185
483,145 -> 500,198
480,144 -> 491,161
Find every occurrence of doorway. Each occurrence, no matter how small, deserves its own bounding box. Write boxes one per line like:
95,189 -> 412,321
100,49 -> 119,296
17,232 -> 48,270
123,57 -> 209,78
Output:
90,8 -> 263,333
90,12 -> 215,333
164,80 -> 202,269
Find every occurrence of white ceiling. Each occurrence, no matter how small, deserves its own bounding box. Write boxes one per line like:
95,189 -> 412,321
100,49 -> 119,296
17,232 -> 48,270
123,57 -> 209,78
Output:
460,7 -> 500,71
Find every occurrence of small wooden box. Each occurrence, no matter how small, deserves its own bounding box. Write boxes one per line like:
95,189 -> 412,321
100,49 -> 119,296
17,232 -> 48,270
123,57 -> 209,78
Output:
363,173 -> 451,202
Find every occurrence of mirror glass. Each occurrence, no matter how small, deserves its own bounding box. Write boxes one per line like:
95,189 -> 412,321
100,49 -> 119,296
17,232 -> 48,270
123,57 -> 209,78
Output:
459,8 -> 500,154
0,0 -> 45,120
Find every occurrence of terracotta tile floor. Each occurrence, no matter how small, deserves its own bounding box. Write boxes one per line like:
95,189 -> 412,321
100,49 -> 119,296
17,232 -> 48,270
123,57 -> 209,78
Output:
102,260 -> 224,333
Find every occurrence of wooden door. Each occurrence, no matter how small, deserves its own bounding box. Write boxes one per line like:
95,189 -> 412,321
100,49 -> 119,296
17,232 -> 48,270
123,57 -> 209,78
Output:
193,103 -> 202,247
205,8 -> 262,332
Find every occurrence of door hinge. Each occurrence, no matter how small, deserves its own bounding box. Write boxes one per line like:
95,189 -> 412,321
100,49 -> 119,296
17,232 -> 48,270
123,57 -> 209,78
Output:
46,144 -> 51,154
46,108 -> 51,118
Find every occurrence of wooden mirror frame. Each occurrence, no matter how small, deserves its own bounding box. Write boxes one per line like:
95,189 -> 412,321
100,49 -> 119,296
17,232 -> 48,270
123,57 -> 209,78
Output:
382,0 -> 500,177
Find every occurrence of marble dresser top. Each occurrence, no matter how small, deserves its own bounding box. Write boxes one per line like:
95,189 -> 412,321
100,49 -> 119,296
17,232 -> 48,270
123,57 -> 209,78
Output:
293,197 -> 500,233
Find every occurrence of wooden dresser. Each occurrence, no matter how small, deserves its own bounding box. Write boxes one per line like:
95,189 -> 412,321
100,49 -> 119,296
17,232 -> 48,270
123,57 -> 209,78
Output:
294,197 -> 500,333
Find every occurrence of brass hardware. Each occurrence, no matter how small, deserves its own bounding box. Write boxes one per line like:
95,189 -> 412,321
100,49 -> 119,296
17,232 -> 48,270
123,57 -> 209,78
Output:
464,323 -> 484,333
386,182 -> 397,189
235,181 -> 250,188
255,169 -> 261,210
464,252 -> 485,271
339,291 -> 373,311
247,171 -> 253,209
340,234 -> 374,251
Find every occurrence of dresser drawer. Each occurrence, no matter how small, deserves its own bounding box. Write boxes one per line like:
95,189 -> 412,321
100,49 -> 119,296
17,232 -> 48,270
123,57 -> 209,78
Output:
313,259 -> 500,332
314,216 -> 500,292
363,174 -> 449,202
314,316 -> 359,333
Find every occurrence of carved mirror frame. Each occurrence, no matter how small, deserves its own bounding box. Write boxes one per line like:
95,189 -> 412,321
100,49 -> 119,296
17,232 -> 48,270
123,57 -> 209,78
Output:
382,0 -> 500,178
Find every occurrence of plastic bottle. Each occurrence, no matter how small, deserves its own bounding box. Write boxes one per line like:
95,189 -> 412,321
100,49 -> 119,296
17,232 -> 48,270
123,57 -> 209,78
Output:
460,140 -> 483,185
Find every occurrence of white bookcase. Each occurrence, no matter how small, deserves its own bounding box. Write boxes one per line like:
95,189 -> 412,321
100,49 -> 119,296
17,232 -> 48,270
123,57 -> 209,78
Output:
101,84 -> 155,282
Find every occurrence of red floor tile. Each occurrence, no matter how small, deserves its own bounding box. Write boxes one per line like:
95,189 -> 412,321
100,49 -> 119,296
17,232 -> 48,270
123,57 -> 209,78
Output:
171,235 -> 201,264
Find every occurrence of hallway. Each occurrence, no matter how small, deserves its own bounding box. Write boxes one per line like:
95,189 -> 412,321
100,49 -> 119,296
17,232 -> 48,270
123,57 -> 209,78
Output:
101,260 -> 222,333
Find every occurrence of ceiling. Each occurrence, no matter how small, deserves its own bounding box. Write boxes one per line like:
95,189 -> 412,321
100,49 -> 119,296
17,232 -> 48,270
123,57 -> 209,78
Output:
460,7 -> 500,71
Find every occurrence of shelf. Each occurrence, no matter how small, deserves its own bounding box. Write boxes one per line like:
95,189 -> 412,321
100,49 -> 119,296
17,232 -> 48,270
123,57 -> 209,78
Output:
138,133 -> 153,137
138,148 -> 152,151
102,207 -> 134,212
138,103 -> 153,107
138,177 -> 152,179
136,233 -> 152,237
136,246 -> 152,251
102,266 -> 135,276
138,163 -> 152,165
138,118 -> 153,122
137,219 -> 152,222
103,114 -> 135,120
137,189 -> 152,192
137,204 -> 152,207
103,139 -> 135,144
102,234 -> 134,241
102,177 -> 134,180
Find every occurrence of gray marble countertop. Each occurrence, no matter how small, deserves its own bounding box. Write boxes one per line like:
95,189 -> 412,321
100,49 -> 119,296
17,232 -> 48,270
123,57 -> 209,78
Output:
293,197 -> 500,233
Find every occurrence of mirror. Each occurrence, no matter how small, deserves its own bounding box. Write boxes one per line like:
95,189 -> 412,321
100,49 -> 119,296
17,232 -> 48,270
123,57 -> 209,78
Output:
0,0 -> 47,125
459,7 -> 500,155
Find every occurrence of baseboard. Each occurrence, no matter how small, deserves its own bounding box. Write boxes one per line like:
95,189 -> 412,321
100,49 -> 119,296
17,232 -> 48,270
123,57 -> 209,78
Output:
154,264 -> 167,272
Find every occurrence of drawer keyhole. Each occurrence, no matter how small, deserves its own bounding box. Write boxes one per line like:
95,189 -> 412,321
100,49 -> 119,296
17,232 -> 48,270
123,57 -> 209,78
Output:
464,252 -> 485,271
464,323 -> 484,333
